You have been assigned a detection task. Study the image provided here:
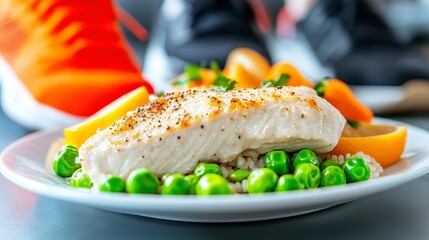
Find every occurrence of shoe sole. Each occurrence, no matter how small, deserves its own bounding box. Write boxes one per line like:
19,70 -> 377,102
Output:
0,56 -> 85,130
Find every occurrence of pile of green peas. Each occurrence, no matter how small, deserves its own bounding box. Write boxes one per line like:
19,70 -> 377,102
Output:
246,149 -> 371,193
53,145 -> 372,195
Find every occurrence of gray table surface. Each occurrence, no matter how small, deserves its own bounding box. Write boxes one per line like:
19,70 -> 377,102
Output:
1,105 -> 429,240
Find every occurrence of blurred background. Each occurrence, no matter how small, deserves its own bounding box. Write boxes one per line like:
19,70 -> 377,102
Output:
118,0 -> 429,84
1,0 -> 429,131
122,0 -> 429,115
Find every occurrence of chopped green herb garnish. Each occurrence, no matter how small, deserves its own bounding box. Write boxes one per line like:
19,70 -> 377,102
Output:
156,92 -> 165,98
210,61 -> 222,75
186,64 -> 201,80
262,74 -> 289,88
209,60 -> 237,92
173,64 -> 202,86
315,79 -> 329,97
261,81 -> 272,88
212,75 -> 237,92
347,120 -> 360,129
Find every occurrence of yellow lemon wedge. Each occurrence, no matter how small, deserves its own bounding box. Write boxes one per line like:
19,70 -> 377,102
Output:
64,87 -> 150,148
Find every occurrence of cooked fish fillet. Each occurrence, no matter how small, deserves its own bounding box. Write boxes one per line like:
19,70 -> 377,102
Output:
80,87 -> 346,185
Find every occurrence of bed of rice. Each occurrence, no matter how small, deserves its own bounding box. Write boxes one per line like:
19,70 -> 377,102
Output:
220,150 -> 384,194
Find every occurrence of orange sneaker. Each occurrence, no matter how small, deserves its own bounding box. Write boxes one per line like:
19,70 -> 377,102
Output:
0,0 -> 154,129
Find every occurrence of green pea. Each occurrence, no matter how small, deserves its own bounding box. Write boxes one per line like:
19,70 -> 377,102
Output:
343,157 -> 371,183
162,174 -> 190,195
315,79 -> 328,97
99,176 -> 125,192
161,174 -> 171,182
247,168 -> 278,194
275,174 -> 304,192
69,168 -> 93,189
321,160 -> 342,172
194,163 -> 221,178
264,150 -> 290,175
294,163 -> 321,189
52,145 -> 81,177
195,174 -> 231,195
126,168 -> 159,194
229,169 -> 250,182
321,166 -> 346,187
293,149 -> 320,170
185,174 -> 199,194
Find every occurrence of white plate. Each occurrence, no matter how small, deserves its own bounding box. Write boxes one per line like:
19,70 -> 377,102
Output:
1,118 -> 429,222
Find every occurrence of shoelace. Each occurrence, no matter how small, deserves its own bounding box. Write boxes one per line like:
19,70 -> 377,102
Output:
116,6 -> 148,41
247,0 -> 271,33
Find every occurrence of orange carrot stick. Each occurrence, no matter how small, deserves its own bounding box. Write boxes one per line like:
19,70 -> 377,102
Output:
316,79 -> 373,122
265,62 -> 315,88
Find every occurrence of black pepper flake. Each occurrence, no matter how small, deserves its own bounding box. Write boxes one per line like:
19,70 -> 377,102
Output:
200,125 -> 204,129
159,138 -> 162,141
177,136 -> 181,140
238,135 -> 241,139
301,113 -> 305,118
